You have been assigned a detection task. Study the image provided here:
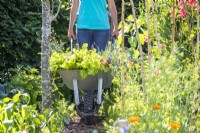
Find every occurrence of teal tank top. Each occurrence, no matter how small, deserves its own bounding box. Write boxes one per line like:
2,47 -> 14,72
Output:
77,0 -> 110,29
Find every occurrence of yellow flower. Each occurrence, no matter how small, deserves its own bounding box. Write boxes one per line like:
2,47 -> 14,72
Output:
134,63 -> 140,69
116,102 -> 122,109
109,118 -> 114,123
152,105 -> 161,110
112,77 -> 119,84
128,116 -> 140,123
169,122 -> 181,131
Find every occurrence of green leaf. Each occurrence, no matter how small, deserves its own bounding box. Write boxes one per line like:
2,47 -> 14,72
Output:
4,103 -> 14,119
12,128 -> 16,133
139,34 -> 144,45
34,118 -> 41,125
3,119 -> 13,130
63,116 -> 70,125
13,93 -> 21,103
21,105 -> 27,119
137,18 -> 145,27
3,119 -> 13,124
126,14 -> 134,22
2,97 -> 11,103
38,114 -> 45,121
107,106 -> 111,114
134,50 -> 140,59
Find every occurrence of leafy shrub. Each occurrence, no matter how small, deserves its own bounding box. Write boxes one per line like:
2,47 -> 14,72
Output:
7,67 -> 41,105
0,0 -> 70,83
0,93 -> 70,133
0,0 -> 42,83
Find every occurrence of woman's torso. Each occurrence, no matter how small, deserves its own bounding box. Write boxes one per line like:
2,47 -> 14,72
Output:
77,0 -> 110,29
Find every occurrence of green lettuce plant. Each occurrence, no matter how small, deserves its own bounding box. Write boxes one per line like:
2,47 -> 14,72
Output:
50,44 -> 110,79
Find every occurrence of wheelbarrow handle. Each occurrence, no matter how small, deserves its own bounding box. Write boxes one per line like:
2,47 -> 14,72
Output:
111,35 -> 116,50
70,37 -> 74,55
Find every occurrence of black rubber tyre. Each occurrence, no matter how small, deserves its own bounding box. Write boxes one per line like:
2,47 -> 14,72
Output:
83,116 -> 94,125
83,90 -> 94,125
84,90 -> 94,113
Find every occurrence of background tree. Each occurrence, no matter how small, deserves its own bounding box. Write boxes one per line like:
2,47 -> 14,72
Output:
41,0 -> 61,110
41,0 -> 52,109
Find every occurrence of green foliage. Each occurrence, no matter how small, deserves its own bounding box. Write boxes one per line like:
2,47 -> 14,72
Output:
51,0 -> 71,46
3,65 -> 74,108
0,0 -> 70,83
7,67 -> 41,105
0,93 -> 70,133
117,0 -> 199,61
0,0 -> 42,83
50,44 -> 110,79
103,56 -> 200,132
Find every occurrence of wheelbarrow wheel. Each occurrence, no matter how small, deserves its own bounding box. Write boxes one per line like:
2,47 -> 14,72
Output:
84,90 -> 94,113
83,90 -> 94,125
83,116 -> 94,125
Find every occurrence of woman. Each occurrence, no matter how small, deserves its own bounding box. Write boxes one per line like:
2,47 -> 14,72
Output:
68,0 -> 119,51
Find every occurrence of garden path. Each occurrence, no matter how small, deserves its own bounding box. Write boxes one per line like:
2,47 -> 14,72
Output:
65,115 -> 104,133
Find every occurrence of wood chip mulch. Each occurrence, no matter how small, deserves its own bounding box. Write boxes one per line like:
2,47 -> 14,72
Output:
65,115 -> 105,133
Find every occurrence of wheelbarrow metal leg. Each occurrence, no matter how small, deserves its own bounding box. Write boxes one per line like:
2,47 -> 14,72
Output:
73,78 -> 80,105
97,77 -> 103,104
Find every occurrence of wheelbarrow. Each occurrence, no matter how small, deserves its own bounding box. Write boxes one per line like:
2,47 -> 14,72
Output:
58,37 -> 116,125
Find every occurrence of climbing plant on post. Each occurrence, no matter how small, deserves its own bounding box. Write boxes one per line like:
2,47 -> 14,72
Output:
41,0 -> 61,110
195,0 -> 200,84
196,1 -> 199,66
146,0 -> 151,64
130,0 -> 144,89
170,0 -> 175,55
120,0 -> 125,118
150,0 -> 161,56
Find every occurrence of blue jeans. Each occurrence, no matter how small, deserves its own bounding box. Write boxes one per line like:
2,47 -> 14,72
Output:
77,29 -> 110,51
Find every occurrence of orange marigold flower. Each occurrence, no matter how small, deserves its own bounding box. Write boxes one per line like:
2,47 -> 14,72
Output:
128,116 -> 140,123
169,122 -> 181,130
152,105 -> 161,110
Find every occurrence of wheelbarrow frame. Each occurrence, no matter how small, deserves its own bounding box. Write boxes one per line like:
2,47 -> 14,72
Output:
58,37 -> 116,118
58,69 -> 113,116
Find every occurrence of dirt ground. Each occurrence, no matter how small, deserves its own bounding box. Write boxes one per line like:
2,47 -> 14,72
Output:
65,115 -> 105,133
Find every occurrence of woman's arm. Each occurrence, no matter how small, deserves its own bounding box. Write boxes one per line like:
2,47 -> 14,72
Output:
108,0 -> 119,37
68,0 -> 79,39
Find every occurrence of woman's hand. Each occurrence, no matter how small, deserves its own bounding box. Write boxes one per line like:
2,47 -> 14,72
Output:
112,28 -> 119,38
68,29 -> 75,39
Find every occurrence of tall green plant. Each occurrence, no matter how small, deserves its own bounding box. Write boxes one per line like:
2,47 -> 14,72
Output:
0,93 -> 70,133
196,1 -> 199,65
7,67 -> 41,105
103,56 -> 200,132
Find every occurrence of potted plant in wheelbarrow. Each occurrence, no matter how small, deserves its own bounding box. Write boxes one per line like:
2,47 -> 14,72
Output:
50,44 -> 113,125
